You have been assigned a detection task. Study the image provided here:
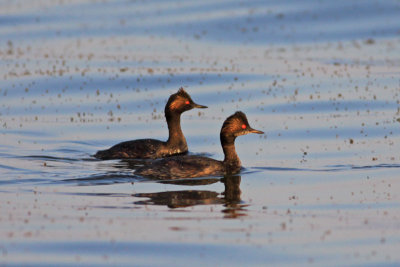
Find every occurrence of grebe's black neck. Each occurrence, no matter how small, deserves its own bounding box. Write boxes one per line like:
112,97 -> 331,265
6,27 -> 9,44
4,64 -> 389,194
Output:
165,111 -> 187,147
221,134 -> 241,171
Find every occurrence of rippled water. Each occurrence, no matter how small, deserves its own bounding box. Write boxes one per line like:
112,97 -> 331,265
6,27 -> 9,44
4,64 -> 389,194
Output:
1,0 -> 400,266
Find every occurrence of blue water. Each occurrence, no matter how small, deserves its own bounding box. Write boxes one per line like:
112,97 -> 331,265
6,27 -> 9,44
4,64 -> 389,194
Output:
1,0 -> 400,266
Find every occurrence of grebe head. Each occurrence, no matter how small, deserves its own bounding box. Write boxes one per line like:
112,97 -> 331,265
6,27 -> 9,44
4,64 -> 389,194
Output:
221,111 -> 264,139
165,87 -> 207,115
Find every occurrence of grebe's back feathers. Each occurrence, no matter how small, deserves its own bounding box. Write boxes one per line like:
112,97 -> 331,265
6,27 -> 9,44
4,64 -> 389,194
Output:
135,155 -> 224,179
94,139 -> 167,159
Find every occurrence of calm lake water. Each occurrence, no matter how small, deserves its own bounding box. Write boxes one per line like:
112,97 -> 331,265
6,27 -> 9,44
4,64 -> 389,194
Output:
1,0 -> 400,266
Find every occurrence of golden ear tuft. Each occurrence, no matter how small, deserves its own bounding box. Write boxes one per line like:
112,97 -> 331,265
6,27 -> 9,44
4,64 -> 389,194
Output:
169,99 -> 180,110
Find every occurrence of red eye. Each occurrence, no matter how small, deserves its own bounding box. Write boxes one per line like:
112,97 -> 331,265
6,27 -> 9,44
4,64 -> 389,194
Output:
185,100 -> 190,105
241,124 -> 247,129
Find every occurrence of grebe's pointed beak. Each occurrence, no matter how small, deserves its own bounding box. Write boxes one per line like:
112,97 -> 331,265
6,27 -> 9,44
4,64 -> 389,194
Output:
248,127 -> 264,134
192,102 -> 208,109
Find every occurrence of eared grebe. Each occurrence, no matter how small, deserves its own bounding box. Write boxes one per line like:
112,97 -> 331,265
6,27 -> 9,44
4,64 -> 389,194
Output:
134,111 -> 263,179
94,88 -> 207,159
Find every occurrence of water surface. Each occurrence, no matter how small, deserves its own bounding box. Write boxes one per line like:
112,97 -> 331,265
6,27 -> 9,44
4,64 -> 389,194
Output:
1,0 -> 400,266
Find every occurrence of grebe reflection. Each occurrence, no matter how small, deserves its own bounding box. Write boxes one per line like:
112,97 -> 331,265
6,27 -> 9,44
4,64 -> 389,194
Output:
133,175 -> 246,218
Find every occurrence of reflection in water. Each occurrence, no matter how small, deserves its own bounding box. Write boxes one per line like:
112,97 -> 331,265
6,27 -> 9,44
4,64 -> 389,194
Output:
133,175 -> 247,218
118,159 -> 151,169
220,176 -> 246,219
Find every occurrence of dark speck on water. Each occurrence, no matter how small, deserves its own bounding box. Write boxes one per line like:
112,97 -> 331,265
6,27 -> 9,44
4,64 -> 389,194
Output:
1,0 -> 400,266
